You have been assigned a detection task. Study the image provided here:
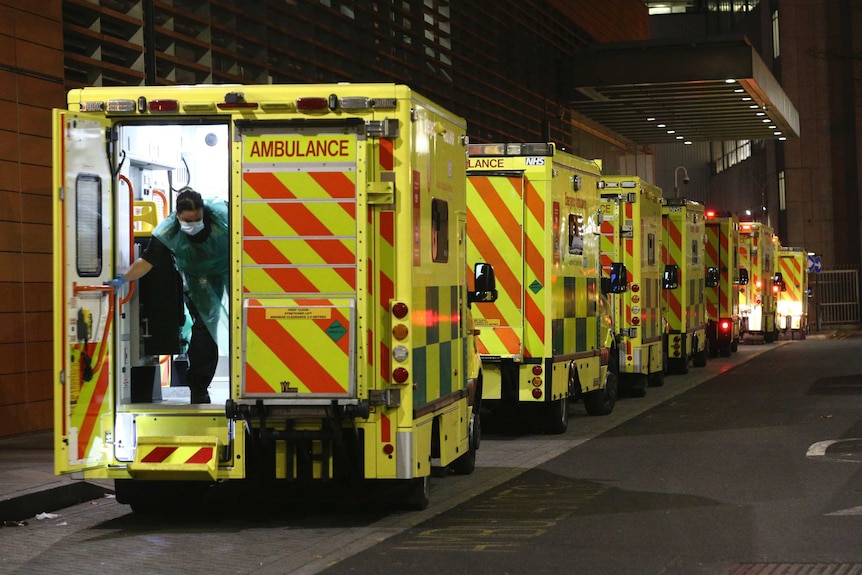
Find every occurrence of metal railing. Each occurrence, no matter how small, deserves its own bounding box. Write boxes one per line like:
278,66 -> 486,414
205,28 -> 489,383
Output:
816,268 -> 860,326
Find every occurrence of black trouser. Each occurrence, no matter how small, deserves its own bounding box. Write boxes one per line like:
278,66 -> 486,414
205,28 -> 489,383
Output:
185,298 -> 219,402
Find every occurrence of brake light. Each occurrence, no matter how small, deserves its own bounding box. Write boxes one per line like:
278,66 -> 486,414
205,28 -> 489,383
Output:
720,320 -> 731,332
296,97 -> 328,111
393,367 -> 409,383
392,302 -> 408,319
532,365 -> 542,376
149,99 -> 179,113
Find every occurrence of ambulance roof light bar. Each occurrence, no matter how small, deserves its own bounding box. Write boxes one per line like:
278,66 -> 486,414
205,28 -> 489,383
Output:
467,142 -> 553,157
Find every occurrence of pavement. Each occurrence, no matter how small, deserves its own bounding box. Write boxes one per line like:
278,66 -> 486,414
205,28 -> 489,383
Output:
0,326 -> 854,524
0,432 -> 113,524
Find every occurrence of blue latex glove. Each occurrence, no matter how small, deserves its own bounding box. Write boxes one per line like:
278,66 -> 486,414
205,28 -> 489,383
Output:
106,273 -> 127,289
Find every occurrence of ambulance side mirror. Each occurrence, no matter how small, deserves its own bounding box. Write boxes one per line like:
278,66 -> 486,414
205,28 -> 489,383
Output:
705,266 -> 719,288
469,263 -> 498,304
602,262 -> 628,294
663,264 -> 680,290
738,267 -> 749,285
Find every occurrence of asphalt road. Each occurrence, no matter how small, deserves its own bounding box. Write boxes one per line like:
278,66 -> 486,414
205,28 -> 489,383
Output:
4,337 -> 862,575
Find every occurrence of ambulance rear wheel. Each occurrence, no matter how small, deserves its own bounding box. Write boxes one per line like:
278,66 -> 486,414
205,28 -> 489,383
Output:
647,368 -> 664,388
731,337 -> 739,352
450,413 -> 479,475
708,338 -> 719,358
584,354 -> 618,416
406,476 -> 430,510
628,374 -> 648,397
693,338 -> 708,367
668,357 -> 689,375
543,396 -> 569,435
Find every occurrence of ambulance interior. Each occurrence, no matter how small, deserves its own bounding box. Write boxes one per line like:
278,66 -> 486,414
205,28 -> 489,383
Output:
115,122 -> 230,407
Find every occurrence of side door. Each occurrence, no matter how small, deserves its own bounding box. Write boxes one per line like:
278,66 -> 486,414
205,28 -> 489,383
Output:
53,110 -> 116,474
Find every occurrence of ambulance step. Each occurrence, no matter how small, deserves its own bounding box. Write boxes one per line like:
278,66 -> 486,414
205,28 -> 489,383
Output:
128,435 -> 220,481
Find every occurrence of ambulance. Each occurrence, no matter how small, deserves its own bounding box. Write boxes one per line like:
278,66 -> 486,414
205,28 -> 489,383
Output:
465,143 -> 625,434
600,177 -> 665,396
53,83 -> 497,510
776,246 -> 809,339
661,198 -> 709,373
704,210 -> 741,356
738,221 -> 778,342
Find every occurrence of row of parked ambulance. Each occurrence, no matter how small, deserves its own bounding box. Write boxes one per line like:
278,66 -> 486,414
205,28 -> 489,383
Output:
465,142 -> 810,435
55,84 -> 809,510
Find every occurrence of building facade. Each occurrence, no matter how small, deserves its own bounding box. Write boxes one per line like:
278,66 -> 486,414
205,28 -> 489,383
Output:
14,1 -> 855,438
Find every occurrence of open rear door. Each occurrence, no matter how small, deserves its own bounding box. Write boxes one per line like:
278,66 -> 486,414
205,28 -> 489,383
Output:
53,110 -> 116,474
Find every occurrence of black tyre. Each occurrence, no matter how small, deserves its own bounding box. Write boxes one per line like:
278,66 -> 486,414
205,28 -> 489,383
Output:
731,337 -> 739,352
406,476 -> 430,510
708,338 -> 719,358
584,353 -> 618,416
647,369 -> 664,388
450,412 -> 479,475
544,396 -> 569,434
628,373 -> 648,396
668,356 -> 689,375
692,338 -> 708,367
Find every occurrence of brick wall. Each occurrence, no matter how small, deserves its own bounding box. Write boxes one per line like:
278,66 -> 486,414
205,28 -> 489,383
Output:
0,1 -> 65,437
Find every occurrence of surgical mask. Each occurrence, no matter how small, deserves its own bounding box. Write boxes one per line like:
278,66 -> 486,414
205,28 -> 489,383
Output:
180,219 -> 205,236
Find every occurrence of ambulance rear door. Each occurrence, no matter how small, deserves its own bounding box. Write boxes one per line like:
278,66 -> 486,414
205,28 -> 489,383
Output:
466,171 -> 527,359
237,121 -> 366,403
53,110 -> 117,474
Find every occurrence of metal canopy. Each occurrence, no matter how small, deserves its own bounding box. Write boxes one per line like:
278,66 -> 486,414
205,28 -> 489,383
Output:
567,36 -> 799,146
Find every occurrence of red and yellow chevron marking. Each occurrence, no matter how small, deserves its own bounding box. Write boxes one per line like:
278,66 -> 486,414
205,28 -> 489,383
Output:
467,174 -> 546,357
600,217 -> 616,273
522,178 -> 546,356
377,210 -> 395,384
68,342 -> 111,461
140,445 -> 214,464
779,252 -> 803,302
243,299 -> 352,396
662,215 -> 684,330
129,436 -> 219,480
705,223 -> 720,319
242,170 -> 358,295
244,170 -> 356,200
